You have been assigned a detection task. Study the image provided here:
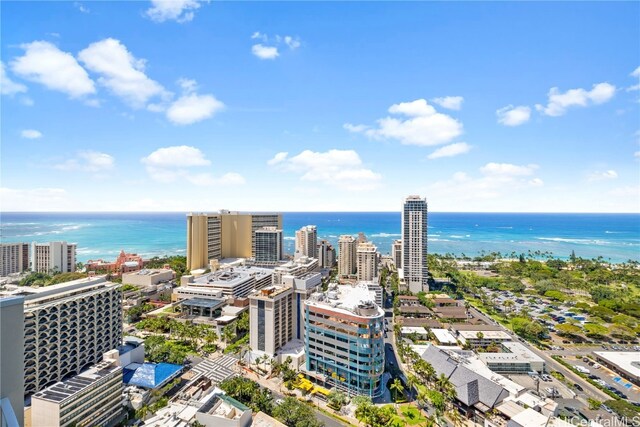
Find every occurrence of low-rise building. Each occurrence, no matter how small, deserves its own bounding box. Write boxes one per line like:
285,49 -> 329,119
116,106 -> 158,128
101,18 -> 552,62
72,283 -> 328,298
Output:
431,328 -> 458,345
478,342 -> 545,374
122,268 -> 174,287
179,266 -> 272,299
400,326 -> 429,340
31,352 -> 124,427
85,250 -> 145,274
593,351 -> 640,386
273,256 -> 319,284
457,330 -> 512,348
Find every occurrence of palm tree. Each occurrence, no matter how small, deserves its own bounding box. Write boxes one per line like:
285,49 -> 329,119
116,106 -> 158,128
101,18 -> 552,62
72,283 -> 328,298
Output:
390,378 -> 404,406
204,329 -> 218,349
406,374 -> 419,399
447,409 -> 465,427
423,415 -> 437,427
503,299 -> 515,314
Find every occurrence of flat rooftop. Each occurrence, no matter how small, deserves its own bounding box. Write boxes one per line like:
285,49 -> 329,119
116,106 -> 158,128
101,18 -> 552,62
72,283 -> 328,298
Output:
305,283 -> 384,318
458,330 -> 512,340
32,360 -> 121,403
594,351 -> 640,379
192,267 -> 271,287
180,298 -> 226,309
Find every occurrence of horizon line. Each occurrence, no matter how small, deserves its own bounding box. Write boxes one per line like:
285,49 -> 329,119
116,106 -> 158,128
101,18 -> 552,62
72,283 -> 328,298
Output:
1,210 -> 639,215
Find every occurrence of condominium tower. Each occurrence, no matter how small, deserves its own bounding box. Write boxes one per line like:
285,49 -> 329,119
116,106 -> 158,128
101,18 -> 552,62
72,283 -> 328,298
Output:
254,227 -> 283,262
304,284 -> 385,397
32,241 -> 76,274
186,211 -> 282,270
0,296 -> 24,427
295,225 -> 317,258
0,276 -> 122,396
391,240 -> 402,269
317,240 -> 337,269
356,242 -> 378,282
402,196 -> 429,293
0,242 -> 30,276
249,286 -> 294,356
338,235 -> 357,277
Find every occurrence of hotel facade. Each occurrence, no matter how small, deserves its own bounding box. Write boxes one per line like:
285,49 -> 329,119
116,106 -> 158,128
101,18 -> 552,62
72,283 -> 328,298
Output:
401,196 -> 429,293
186,211 -> 282,271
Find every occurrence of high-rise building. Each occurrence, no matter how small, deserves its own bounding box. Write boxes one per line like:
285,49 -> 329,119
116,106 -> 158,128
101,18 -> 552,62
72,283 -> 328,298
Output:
31,352 -> 124,427
282,273 -> 322,341
249,285 -> 294,356
317,240 -> 336,269
0,276 -> 122,396
304,284 -> 385,397
0,242 -> 30,277
338,235 -> 357,277
357,242 -> 378,282
0,296 -> 24,427
32,241 -> 76,274
254,227 -> 283,262
295,225 -> 317,258
391,240 -> 402,269
402,195 -> 429,293
187,211 -> 282,271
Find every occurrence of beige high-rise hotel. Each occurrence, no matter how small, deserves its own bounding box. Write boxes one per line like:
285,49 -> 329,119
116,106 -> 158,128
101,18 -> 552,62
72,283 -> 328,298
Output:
187,211 -> 282,271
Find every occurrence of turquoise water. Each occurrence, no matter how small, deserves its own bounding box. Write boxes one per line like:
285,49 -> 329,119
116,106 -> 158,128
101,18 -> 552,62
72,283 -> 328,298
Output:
1,212 -> 638,262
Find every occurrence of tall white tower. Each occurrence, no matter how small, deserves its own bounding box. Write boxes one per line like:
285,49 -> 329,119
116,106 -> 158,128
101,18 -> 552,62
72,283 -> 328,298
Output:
402,195 -> 428,293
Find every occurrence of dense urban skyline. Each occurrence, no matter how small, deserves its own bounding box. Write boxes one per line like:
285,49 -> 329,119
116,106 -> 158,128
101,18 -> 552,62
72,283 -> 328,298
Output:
1,1 -> 639,213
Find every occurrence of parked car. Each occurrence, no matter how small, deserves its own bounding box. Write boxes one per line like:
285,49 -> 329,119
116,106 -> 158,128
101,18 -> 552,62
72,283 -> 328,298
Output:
601,405 -> 613,413
573,383 -> 584,391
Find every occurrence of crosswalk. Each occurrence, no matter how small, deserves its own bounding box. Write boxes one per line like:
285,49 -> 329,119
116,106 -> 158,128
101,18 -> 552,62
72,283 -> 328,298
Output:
190,355 -> 238,385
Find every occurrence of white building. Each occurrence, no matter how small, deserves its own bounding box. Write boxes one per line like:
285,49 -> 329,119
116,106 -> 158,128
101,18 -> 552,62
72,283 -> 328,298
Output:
478,341 -> 546,374
0,296 -> 24,427
254,227 -> 283,262
357,241 -> 378,281
295,225 -> 317,259
272,256 -> 319,284
31,352 -> 124,427
457,330 -> 512,348
402,196 -> 428,293
0,276 -> 122,396
122,268 -> 175,287
249,286 -> 294,356
179,266 -> 273,299
282,273 -> 322,341
360,281 -> 383,307
431,328 -> 458,345
0,243 -> 30,277
391,240 -> 402,269
32,241 -> 77,274
338,235 -> 357,277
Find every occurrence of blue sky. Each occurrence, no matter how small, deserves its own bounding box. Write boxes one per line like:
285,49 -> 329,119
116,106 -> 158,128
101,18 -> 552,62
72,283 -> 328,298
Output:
1,1 -> 639,212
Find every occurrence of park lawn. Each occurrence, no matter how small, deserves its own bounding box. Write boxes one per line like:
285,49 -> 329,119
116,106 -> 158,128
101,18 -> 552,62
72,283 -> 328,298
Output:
386,404 -> 426,426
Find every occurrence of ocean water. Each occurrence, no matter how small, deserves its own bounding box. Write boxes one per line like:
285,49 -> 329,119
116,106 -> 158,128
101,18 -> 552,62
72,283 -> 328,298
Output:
1,212 -> 638,263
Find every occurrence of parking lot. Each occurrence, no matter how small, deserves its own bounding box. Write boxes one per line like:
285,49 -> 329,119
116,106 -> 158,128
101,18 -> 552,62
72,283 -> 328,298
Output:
568,357 -> 640,402
507,374 -> 575,399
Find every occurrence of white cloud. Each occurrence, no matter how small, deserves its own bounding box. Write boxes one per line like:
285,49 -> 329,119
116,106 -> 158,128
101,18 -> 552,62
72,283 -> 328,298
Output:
78,38 -> 166,108
166,93 -> 224,125
343,123 -> 369,133
634,151 -> 640,158
269,149 -> 381,191
250,33 -> 301,59
146,0 -> 201,23
267,152 -> 288,166
631,66 -> 640,78
535,82 -> 616,116
432,96 -> 463,111
496,105 -> 531,126
141,145 -> 242,186
429,163 -> 543,202
480,162 -> 538,176
21,129 -> 42,139
284,36 -> 301,50
74,2 -> 89,13
11,41 -> 95,98
1,61 -> 27,96
54,151 -> 115,173
0,187 -> 68,211
588,170 -> 618,182
427,142 -> 471,159
349,99 -> 463,147
252,44 -> 279,60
